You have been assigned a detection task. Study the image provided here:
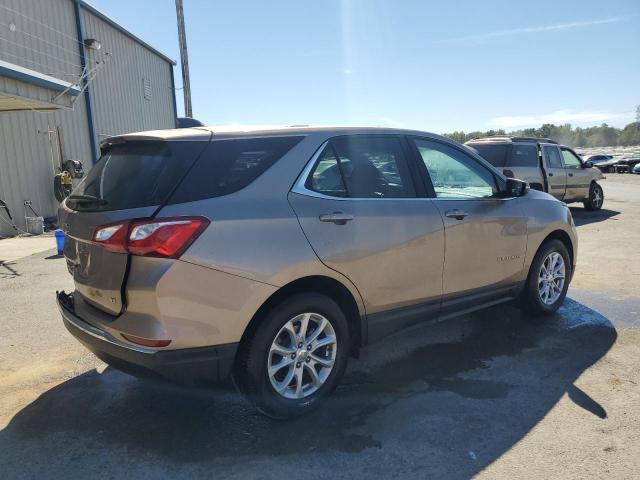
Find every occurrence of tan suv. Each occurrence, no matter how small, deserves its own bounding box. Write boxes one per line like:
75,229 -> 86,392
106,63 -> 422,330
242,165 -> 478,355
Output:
57,126 -> 577,418
466,137 -> 605,210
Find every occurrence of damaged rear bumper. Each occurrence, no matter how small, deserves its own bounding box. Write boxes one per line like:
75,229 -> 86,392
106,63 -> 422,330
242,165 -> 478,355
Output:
57,291 -> 238,385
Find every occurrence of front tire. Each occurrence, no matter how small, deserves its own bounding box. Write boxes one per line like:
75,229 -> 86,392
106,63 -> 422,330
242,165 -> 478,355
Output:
521,239 -> 572,316
233,293 -> 349,419
583,182 -> 603,211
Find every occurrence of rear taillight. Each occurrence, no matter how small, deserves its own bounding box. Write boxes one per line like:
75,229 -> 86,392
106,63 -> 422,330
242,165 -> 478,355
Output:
93,223 -> 128,253
93,217 -> 209,258
128,218 -> 208,257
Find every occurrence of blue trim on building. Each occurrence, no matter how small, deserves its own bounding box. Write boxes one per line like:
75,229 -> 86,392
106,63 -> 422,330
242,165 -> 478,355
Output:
0,61 -> 81,96
170,64 -> 178,128
79,1 -> 177,66
74,0 -> 99,164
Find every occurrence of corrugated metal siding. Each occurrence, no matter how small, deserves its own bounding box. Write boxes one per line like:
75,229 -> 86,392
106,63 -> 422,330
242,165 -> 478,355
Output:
82,9 -> 175,140
0,75 -> 74,109
0,0 -> 175,236
0,0 -> 82,80
0,98 -> 93,236
0,0 -> 91,236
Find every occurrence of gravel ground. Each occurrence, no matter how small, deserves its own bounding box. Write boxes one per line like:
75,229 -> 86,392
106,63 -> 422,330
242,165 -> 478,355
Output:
0,175 -> 638,479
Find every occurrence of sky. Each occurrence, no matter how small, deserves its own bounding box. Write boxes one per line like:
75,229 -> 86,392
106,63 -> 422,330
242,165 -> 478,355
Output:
89,0 -> 639,133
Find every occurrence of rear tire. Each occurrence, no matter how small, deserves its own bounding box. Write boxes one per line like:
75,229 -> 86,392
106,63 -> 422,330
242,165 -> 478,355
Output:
521,239 -> 571,317
233,293 -> 349,419
583,182 -> 603,211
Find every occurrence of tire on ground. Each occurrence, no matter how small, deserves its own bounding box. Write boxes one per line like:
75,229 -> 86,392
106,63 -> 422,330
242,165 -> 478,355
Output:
521,239 -> 572,317
233,292 -> 349,419
584,182 -> 604,211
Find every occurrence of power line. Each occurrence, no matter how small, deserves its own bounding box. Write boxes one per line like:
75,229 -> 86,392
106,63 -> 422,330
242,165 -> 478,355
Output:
0,50 -> 79,78
0,35 -> 82,70
0,3 -> 84,47
0,19 -> 82,59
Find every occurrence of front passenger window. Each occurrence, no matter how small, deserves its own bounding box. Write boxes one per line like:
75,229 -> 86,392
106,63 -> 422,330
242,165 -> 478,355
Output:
413,139 -> 497,199
561,148 -> 583,169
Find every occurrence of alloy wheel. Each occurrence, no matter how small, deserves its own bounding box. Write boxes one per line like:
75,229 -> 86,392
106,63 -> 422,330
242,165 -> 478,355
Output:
592,186 -> 603,208
538,252 -> 566,305
267,313 -> 337,399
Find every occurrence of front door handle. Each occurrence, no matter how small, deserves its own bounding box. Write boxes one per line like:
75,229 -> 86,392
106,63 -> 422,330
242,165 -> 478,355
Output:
319,212 -> 354,225
548,172 -> 554,177
445,209 -> 469,220
568,172 -> 574,177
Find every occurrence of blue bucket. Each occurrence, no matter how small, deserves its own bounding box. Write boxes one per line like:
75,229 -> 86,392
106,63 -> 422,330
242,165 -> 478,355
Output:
55,229 -> 65,255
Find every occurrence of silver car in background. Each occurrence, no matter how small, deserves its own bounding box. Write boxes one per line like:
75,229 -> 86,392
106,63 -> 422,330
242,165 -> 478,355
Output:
57,126 -> 577,418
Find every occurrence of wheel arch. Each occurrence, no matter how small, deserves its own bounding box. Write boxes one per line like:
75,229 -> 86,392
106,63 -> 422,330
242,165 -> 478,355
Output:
238,275 -> 365,358
540,229 -> 575,271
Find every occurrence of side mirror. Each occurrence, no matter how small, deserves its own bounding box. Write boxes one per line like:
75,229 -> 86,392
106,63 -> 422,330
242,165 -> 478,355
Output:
504,178 -> 529,197
584,161 -> 594,168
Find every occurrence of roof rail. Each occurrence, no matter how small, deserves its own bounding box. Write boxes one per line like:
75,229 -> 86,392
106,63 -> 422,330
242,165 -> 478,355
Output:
466,136 -> 558,144
511,136 -> 558,144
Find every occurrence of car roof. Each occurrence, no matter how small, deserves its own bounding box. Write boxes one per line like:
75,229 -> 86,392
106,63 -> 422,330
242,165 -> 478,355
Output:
101,125 -> 447,145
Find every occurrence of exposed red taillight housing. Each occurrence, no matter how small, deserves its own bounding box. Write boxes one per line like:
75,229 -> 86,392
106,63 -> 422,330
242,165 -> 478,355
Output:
121,333 -> 171,348
92,217 -> 209,258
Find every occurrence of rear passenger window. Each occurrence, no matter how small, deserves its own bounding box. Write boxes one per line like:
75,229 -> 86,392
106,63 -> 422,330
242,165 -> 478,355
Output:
332,136 -> 416,198
544,146 -> 563,168
168,136 -> 303,203
307,145 -> 347,197
307,136 -> 416,198
510,144 -> 538,167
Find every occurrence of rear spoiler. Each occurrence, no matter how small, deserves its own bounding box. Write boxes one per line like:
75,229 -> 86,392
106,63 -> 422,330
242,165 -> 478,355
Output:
176,117 -> 205,128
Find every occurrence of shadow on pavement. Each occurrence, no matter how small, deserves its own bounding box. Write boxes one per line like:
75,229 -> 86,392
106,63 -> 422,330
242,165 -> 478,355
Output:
570,207 -> 620,226
568,385 -> 607,419
0,260 -> 20,278
0,299 -> 616,478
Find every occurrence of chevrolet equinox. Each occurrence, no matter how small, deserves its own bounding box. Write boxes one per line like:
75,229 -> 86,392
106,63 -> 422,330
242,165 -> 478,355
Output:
57,126 -> 577,418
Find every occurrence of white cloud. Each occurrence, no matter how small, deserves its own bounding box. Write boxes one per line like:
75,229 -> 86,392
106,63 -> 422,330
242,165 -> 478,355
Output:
446,17 -> 623,42
488,110 -> 634,128
343,68 -> 353,75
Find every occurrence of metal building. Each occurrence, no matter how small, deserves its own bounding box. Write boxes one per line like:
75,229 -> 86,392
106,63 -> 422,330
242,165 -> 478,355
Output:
0,0 -> 177,237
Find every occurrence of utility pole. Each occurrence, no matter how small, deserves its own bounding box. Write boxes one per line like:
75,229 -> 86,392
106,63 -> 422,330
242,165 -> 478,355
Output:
175,0 -> 192,117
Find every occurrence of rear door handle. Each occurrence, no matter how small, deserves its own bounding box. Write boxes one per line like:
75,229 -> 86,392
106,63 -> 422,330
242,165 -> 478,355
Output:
568,173 -> 574,177
548,172 -> 554,177
444,209 -> 469,220
319,212 -> 354,225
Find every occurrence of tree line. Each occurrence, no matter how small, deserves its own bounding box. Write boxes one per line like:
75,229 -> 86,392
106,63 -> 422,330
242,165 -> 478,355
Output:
444,107 -> 640,148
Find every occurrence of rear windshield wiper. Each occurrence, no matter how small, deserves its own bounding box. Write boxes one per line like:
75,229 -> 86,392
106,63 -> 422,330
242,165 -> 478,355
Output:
67,194 -> 108,205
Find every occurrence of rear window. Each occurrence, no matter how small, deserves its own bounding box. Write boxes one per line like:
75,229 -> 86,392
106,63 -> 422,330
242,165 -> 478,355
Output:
67,141 -> 207,212
469,144 -> 509,167
168,136 -> 303,204
510,144 -> 538,167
